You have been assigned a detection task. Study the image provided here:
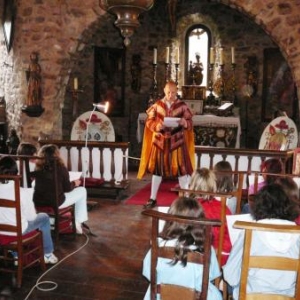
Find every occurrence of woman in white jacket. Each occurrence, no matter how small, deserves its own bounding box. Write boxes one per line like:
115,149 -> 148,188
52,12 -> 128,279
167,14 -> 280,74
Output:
223,184 -> 300,299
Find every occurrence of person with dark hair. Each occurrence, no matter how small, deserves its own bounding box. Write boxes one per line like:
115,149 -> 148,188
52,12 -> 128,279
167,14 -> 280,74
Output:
17,142 -> 37,156
142,197 -> 222,300
138,81 -> 195,209
213,160 -> 236,213
189,167 -> 232,265
242,158 -> 283,213
223,184 -> 300,299
0,156 -> 58,264
32,144 -> 88,234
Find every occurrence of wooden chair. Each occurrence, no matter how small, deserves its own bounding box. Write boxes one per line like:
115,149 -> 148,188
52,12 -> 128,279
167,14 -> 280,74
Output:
142,208 -> 221,300
233,220 -> 300,300
0,174 -> 46,288
31,158 -> 76,247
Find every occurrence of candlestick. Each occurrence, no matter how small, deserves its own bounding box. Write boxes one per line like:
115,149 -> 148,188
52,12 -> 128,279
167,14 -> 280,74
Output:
219,48 -> 224,65
74,77 -> 78,90
176,47 -> 180,64
231,47 -> 235,64
210,47 -> 215,64
165,47 -> 170,64
153,48 -> 157,64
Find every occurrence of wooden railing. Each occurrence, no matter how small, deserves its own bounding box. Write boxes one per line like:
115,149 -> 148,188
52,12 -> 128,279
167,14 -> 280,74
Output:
194,146 -> 294,174
38,140 -> 130,185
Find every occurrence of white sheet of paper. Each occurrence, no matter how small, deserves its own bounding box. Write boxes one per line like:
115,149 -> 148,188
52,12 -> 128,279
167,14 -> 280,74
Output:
163,117 -> 180,128
226,214 -> 254,245
69,171 -> 82,182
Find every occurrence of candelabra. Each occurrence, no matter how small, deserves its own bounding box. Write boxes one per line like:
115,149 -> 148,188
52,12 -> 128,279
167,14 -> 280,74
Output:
231,63 -> 237,106
165,62 -> 171,83
148,63 -> 158,107
217,64 -> 226,105
68,88 -> 84,120
175,63 -> 179,86
206,63 -> 216,106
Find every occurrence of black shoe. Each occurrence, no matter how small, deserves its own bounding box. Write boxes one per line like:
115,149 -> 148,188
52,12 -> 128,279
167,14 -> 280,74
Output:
143,199 -> 157,209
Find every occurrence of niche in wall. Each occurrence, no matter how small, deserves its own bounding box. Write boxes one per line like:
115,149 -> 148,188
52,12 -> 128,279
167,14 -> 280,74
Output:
94,47 -> 126,117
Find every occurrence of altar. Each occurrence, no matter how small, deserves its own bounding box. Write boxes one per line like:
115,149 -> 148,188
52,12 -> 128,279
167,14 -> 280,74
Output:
137,113 -> 241,148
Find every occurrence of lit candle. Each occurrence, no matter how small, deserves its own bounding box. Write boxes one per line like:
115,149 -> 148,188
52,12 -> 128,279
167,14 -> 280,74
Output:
231,47 -> 235,64
176,47 -> 180,64
219,48 -> 224,65
153,48 -> 157,64
74,77 -> 78,90
165,47 -> 170,64
210,47 -> 214,64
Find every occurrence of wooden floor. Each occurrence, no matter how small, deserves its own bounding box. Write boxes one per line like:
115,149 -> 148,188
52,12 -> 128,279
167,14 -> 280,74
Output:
0,172 -> 153,300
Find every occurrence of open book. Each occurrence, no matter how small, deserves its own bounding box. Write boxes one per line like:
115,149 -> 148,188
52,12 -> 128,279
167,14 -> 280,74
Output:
69,171 -> 83,182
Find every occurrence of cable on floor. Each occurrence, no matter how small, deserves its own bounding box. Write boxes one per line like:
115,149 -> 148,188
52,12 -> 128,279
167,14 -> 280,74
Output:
24,232 -> 89,300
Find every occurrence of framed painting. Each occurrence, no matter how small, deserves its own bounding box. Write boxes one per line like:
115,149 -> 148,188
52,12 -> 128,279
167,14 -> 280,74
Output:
94,47 -> 126,117
2,0 -> 15,53
262,48 -> 298,122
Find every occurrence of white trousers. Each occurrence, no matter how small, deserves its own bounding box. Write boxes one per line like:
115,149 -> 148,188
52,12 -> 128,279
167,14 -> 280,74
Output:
59,186 -> 88,224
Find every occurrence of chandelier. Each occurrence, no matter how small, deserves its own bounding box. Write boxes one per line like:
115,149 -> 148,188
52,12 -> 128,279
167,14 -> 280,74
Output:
99,0 -> 154,46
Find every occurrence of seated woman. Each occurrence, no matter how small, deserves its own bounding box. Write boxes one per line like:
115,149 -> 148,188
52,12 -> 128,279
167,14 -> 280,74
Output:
0,156 -> 58,264
189,167 -> 232,265
242,158 -> 283,213
213,160 -> 236,214
223,184 -> 300,299
32,144 -> 88,234
142,196 -> 222,300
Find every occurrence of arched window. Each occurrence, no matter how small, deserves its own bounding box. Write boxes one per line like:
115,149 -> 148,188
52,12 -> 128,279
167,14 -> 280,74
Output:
185,25 -> 211,87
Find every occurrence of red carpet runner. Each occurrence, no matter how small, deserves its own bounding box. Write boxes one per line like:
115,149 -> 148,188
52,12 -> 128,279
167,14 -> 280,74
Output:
125,180 -> 178,206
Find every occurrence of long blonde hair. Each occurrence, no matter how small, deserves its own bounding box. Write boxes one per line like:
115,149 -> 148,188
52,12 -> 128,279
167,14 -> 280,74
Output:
189,168 -> 216,200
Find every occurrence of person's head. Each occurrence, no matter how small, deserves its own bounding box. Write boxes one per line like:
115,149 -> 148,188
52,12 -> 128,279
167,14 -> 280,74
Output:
164,81 -> 178,103
160,197 -> 205,266
261,158 -> 283,184
252,184 -> 300,221
189,168 -> 216,199
35,144 -> 64,170
213,161 -> 234,192
17,142 -> 37,156
0,156 -> 18,176
275,176 -> 299,204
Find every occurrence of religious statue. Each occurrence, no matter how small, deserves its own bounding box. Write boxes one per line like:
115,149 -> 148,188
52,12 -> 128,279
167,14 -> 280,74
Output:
167,0 -> 178,34
22,52 -> 44,117
189,53 -> 203,85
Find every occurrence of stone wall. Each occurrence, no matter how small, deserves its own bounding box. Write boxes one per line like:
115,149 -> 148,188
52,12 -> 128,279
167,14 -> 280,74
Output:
0,0 -> 300,164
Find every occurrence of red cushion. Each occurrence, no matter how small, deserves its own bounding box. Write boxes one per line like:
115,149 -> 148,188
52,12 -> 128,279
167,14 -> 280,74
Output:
0,231 -> 37,245
80,177 -> 105,188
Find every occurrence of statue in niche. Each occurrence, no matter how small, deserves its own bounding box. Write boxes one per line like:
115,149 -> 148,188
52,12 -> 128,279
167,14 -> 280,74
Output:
189,53 -> 203,85
244,56 -> 258,96
22,52 -> 44,117
6,129 -> 20,155
131,54 -> 141,92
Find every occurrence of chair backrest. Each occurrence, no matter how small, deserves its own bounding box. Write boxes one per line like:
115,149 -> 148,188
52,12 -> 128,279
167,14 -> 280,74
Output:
142,209 -> 221,300
233,220 -> 300,300
0,175 -> 23,238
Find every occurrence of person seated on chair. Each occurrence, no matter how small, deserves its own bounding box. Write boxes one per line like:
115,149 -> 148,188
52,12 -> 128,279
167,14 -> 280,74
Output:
223,184 -> 300,299
213,160 -> 237,214
274,176 -> 300,225
142,196 -> 222,300
242,158 -> 283,214
0,156 -> 58,264
189,167 -> 232,266
32,144 -> 88,234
